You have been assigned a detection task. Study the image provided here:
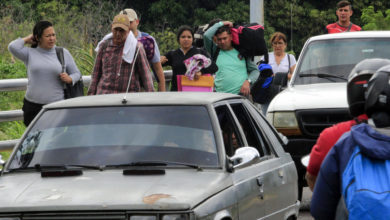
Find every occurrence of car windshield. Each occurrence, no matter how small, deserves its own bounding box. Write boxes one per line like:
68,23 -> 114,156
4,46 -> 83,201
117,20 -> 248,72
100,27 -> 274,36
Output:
8,106 -> 218,170
293,38 -> 390,85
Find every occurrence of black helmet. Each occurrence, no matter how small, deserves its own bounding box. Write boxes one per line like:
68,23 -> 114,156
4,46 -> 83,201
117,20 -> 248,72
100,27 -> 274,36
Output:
347,58 -> 390,117
364,64 -> 390,117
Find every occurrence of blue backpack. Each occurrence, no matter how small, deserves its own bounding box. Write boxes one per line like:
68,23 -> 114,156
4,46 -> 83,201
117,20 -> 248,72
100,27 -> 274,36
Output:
342,146 -> 390,220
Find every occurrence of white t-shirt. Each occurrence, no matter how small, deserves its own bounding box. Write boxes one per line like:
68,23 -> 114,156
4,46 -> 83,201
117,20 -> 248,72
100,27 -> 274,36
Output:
267,52 -> 296,74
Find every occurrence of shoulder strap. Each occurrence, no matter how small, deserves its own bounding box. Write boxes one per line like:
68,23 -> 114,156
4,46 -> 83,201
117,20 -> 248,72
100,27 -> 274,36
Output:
141,32 -> 149,37
55,47 -> 65,72
346,23 -> 353,32
212,47 -> 220,63
287,54 -> 291,74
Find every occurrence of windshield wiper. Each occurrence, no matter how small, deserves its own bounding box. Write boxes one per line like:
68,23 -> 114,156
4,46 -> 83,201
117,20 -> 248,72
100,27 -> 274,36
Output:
34,164 -> 105,171
109,160 -> 202,171
299,73 -> 347,81
37,164 -> 105,177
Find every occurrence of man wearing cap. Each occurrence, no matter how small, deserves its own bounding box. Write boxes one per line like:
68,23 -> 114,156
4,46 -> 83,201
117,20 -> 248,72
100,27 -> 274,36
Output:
88,14 -> 154,95
120,8 -> 166,91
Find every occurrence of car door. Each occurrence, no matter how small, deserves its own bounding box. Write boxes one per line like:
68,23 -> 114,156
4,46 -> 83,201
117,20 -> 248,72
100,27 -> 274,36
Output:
227,100 -> 296,219
242,100 -> 299,219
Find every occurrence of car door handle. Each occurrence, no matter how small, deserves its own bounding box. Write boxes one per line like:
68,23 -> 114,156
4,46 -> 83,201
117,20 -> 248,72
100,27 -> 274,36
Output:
257,176 -> 264,200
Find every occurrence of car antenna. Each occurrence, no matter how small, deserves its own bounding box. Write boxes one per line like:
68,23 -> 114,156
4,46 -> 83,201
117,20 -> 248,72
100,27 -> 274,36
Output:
122,46 -> 140,104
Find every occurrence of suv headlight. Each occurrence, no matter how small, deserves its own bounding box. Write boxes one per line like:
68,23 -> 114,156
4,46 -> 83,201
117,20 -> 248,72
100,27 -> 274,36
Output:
268,112 -> 301,136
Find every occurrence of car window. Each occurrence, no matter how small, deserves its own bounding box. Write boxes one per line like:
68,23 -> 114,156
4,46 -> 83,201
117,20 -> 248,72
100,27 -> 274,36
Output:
8,106 -> 218,169
230,103 -> 272,157
214,105 -> 244,157
294,38 -> 390,85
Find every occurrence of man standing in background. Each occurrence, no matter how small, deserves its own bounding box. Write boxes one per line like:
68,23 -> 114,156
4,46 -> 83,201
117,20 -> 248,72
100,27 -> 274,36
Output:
120,8 -> 166,91
326,0 -> 362,34
88,15 -> 154,95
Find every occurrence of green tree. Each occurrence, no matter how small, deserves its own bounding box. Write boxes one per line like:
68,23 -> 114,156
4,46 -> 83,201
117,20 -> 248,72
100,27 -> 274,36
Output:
361,6 -> 390,30
193,0 -> 249,26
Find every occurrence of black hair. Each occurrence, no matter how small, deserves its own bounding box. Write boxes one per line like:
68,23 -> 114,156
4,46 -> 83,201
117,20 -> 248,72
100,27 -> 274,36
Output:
32,20 -> 53,48
215,25 -> 231,36
337,0 -> 352,10
176,25 -> 194,43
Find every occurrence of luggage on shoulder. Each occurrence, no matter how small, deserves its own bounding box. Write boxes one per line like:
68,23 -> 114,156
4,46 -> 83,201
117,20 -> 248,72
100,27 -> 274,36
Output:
231,23 -> 268,61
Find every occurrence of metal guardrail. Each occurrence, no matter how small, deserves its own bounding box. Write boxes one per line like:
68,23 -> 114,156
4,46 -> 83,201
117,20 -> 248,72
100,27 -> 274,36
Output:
0,71 -> 173,151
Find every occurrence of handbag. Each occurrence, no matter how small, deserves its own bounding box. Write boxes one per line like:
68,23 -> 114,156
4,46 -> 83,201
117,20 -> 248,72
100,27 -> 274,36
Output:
55,47 -> 84,99
251,63 -> 273,104
251,54 -> 291,104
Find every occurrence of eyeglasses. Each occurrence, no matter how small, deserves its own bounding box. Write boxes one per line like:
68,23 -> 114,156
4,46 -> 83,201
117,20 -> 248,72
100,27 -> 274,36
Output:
272,41 -> 285,46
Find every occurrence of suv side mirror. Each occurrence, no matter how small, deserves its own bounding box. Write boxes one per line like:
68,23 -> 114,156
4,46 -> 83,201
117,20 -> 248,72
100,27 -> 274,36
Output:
230,147 -> 260,169
273,72 -> 288,87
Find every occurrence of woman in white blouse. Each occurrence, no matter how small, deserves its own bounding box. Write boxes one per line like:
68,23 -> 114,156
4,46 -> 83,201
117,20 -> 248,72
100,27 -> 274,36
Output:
260,32 -> 297,114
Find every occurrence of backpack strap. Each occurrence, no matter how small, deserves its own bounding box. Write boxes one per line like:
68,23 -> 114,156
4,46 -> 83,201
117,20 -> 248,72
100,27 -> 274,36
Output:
55,47 -> 65,72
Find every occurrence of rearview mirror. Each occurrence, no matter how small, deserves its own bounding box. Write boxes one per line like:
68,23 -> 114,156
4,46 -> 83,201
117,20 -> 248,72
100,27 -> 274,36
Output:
230,147 -> 260,169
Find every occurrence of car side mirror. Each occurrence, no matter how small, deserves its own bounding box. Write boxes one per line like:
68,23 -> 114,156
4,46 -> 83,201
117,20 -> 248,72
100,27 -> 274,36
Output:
230,147 -> 260,169
301,154 -> 310,168
278,132 -> 289,146
0,155 -> 5,171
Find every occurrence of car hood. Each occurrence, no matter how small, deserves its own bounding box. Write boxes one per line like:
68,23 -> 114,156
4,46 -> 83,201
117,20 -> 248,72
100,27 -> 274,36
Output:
0,169 -> 232,212
268,83 -> 348,112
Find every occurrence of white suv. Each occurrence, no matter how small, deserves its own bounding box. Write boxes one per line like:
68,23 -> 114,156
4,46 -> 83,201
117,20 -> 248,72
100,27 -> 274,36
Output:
266,31 -> 390,197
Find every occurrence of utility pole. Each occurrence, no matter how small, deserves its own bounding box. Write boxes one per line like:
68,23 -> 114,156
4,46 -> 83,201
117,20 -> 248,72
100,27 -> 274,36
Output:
250,0 -> 264,25
250,0 -> 264,64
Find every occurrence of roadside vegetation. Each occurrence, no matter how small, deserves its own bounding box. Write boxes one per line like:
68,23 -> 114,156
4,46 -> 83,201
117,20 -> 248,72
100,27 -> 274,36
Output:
1,0 -> 389,160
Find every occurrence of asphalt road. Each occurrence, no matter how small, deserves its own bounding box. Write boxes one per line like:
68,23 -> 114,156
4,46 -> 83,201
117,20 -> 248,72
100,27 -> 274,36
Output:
298,187 -> 314,220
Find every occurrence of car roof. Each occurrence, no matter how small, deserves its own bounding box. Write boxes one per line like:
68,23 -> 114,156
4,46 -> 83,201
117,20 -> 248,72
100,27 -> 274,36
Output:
44,92 -> 242,109
307,31 -> 390,42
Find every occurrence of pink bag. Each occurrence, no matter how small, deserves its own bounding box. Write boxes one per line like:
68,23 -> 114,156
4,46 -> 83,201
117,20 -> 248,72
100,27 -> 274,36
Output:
177,75 -> 213,92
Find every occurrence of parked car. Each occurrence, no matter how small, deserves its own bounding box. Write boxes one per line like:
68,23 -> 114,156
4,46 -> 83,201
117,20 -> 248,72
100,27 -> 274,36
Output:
0,92 -> 299,220
266,31 -> 390,198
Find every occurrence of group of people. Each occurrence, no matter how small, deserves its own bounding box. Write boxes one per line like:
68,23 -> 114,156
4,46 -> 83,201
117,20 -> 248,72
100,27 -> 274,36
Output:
306,58 -> 390,219
304,1 -> 390,219
8,0 -> 362,127
8,0 -> 390,218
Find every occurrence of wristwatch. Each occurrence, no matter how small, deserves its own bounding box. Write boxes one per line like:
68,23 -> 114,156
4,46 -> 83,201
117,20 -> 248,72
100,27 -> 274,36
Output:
247,78 -> 252,84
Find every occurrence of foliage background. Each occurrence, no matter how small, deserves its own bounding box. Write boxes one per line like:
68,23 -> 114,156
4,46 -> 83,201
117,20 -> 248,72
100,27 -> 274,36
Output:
1,0 -> 390,159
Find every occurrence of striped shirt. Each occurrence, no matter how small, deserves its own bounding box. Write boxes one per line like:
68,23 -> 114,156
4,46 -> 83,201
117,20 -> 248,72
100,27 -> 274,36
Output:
88,40 -> 154,95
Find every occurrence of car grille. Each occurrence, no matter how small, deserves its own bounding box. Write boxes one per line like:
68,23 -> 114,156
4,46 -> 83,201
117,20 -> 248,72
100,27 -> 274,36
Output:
296,109 -> 352,138
0,211 -> 191,220
0,212 -> 127,220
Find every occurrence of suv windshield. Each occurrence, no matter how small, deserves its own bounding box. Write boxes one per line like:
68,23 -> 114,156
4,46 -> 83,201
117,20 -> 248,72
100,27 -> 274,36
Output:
8,106 -> 218,170
293,38 -> 390,85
